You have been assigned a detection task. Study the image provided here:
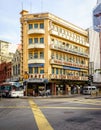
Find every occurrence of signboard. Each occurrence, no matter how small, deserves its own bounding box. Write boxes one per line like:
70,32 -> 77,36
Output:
28,63 -> 44,67
27,78 -> 48,83
63,66 -> 80,71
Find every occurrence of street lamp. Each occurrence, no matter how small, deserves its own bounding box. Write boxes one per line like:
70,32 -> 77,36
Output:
44,79 -> 48,96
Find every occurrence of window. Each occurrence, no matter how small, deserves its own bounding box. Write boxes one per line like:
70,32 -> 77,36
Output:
63,55 -> 65,60
18,64 -> 20,75
29,53 -> 33,59
60,69 -> 62,74
40,69 -> 44,74
29,38 -> 33,44
56,53 -> 58,59
34,38 -> 38,43
34,67 -> 38,73
52,68 -> 54,74
29,24 -> 33,29
66,56 -> 68,61
34,52 -> 38,59
56,68 -> 58,74
40,38 -> 44,43
29,67 -> 33,74
60,54 -> 62,60
34,24 -> 38,28
63,69 -> 65,74
40,23 -> 44,29
40,52 -> 44,59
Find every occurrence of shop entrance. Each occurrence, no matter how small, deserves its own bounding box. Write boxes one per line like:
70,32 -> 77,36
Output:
56,84 -> 65,95
27,82 -> 49,96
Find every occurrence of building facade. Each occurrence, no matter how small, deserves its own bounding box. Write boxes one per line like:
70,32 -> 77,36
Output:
20,10 -> 89,96
88,28 -> 101,83
9,44 -> 22,82
0,40 -> 18,83
0,62 -> 12,83
0,40 -> 10,63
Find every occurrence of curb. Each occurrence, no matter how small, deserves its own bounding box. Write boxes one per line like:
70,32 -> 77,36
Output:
85,96 -> 101,99
20,94 -> 81,99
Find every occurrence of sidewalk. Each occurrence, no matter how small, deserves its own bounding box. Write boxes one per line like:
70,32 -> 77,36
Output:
85,95 -> 101,99
21,94 -> 82,99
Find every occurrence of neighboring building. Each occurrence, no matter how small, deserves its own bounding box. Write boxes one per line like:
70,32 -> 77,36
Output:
7,44 -> 22,82
97,0 -> 101,4
88,28 -> 101,83
0,62 -> 12,83
0,40 -> 18,63
0,40 -> 18,83
93,1 -> 101,67
0,40 -> 10,63
90,0 -> 101,89
20,10 -> 89,96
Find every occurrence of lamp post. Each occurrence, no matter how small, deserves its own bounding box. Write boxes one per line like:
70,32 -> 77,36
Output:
44,79 -> 48,96
23,71 -> 29,96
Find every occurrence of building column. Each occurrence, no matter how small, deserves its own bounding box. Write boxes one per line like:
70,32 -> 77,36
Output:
51,83 -> 56,95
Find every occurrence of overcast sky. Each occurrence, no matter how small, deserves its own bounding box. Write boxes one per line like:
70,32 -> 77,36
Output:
0,0 -> 97,44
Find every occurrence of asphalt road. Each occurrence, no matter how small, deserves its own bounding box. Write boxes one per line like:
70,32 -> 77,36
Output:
0,96 -> 101,130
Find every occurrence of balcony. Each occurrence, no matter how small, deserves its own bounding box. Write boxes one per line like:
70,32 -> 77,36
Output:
50,31 -> 89,47
28,29 -> 45,35
28,58 -> 45,64
50,59 -> 88,69
50,44 -> 89,58
28,43 -> 45,49
50,74 -> 88,81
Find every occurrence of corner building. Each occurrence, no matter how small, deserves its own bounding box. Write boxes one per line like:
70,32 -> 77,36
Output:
20,10 -> 89,96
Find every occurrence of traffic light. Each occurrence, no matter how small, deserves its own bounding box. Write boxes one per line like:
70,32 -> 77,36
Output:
91,75 -> 93,82
88,75 -> 93,83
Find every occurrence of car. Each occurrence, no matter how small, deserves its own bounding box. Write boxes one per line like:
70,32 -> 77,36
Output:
83,86 -> 98,95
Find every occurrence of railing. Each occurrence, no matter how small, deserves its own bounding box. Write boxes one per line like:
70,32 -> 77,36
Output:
50,44 -> 89,57
28,29 -> 45,34
28,43 -> 45,49
50,59 -> 88,69
28,58 -> 45,64
50,30 -> 89,47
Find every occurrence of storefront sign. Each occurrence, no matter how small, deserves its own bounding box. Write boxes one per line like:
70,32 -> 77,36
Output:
28,63 -> 44,67
27,78 -> 48,83
63,66 -> 80,71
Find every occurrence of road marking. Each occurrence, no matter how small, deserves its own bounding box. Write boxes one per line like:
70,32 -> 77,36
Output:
40,106 -> 101,110
29,99 -> 53,130
66,100 -> 101,106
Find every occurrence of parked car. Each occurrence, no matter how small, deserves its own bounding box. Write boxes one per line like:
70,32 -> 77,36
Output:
83,86 -> 98,95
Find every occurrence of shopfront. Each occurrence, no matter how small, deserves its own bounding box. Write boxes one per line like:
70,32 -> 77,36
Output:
26,78 -> 49,96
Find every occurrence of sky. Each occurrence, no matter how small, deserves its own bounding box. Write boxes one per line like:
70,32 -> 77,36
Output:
0,0 -> 97,44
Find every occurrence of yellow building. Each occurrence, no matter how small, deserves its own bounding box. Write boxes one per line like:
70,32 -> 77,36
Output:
20,10 -> 89,96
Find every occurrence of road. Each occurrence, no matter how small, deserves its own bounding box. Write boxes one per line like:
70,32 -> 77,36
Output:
0,96 -> 101,130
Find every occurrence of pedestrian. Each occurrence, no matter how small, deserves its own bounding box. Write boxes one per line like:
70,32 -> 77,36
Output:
33,89 -> 35,96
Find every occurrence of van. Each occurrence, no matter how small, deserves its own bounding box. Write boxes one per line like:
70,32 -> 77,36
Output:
83,86 -> 97,95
